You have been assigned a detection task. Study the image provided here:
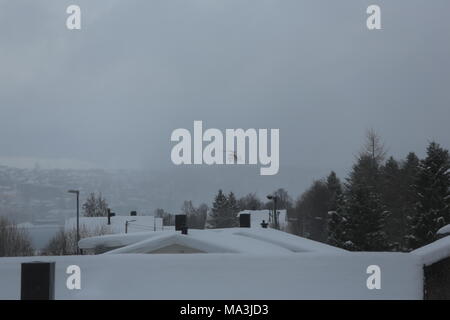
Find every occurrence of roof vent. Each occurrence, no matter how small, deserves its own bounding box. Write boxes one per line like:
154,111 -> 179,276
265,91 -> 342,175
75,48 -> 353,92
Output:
175,214 -> 187,231
261,220 -> 268,229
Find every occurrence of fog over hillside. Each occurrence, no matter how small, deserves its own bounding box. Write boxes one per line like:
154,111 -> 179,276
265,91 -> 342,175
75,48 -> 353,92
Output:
0,163 -> 333,222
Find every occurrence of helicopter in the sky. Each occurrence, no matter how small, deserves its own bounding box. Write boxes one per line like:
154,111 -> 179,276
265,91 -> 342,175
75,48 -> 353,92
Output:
223,150 -> 241,163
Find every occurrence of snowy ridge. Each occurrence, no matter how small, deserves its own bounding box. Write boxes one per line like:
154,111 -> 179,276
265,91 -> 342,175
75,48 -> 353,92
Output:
232,229 -> 347,253
437,224 -> 450,235
104,230 -> 293,255
79,227 -> 345,254
78,231 -> 162,249
411,235 -> 450,266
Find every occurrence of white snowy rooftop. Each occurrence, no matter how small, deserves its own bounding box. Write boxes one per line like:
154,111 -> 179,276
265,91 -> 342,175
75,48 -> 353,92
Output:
437,224 -> 450,235
78,227 -> 346,254
65,215 -> 163,234
411,234 -> 450,266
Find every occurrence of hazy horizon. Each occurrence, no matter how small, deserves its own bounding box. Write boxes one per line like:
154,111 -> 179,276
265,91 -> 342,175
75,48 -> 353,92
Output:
1,0 -> 449,195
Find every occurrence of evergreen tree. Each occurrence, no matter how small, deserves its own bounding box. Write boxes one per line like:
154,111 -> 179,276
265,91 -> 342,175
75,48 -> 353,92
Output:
295,180 -> 330,241
207,190 -> 239,228
227,192 -> 239,219
344,181 -> 390,251
326,171 -> 346,246
380,157 -> 404,250
326,171 -> 342,212
407,142 -> 450,249
327,195 -> 348,247
400,152 -> 420,250
338,155 -> 390,251
402,152 -> 420,208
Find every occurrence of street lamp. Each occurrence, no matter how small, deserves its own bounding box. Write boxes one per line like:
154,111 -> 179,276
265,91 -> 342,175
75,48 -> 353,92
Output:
68,189 -> 80,254
267,194 -> 279,229
125,219 -> 136,234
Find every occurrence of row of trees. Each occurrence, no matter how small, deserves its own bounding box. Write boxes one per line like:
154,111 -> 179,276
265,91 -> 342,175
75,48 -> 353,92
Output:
178,130 -> 449,252
295,131 -> 450,252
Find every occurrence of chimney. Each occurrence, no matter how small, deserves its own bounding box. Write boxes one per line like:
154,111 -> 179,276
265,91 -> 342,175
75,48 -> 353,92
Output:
175,214 -> 187,231
239,213 -> 251,228
130,211 -> 137,216
261,220 -> 268,229
21,262 -> 55,300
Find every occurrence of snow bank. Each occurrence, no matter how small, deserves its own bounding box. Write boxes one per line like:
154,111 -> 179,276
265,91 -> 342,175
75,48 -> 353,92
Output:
104,230 -> 294,255
232,228 -> 346,253
79,231 -> 162,250
411,236 -> 450,266
437,224 -> 450,235
0,252 -> 423,299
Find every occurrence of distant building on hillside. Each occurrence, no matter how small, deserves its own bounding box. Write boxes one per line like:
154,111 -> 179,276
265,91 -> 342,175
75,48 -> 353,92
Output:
65,214 -> 164,236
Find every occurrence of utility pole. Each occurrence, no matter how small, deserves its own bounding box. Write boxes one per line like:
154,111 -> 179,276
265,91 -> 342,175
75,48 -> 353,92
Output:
266,194 -> 279,229
68,190 -> 80,254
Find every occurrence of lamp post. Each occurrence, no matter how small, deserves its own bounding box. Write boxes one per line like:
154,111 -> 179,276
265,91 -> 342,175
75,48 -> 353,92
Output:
266,195 -> 279,229
68,190 -> 80,254
125,219 -> 136,234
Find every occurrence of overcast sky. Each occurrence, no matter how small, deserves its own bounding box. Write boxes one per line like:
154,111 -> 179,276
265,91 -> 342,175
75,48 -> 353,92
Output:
1,0 -> 449,180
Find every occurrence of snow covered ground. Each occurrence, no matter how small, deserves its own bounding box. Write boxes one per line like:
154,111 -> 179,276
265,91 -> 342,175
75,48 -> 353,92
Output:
0,226 -> 438,299
0,252 -> 423,299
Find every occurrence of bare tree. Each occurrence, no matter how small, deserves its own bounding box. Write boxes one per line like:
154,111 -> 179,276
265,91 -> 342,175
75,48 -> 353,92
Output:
181,200 -> 208,229
82,192 -> 108,217
361,129 -> 387,165
42,225 -> 111,255
238,193 -> 263,210
0,217 -> 34,257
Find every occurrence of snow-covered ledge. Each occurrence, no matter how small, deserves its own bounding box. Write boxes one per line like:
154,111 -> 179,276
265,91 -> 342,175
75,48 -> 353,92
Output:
437,224 -> 450,238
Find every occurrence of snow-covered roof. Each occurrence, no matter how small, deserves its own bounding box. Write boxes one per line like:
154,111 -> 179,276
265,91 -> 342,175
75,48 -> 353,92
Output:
65,215 -> 163,234
437,224 -> 450,235
0,252 -> 422,299
238,209 -> 288,229
411,236 -> 450,266
79,227 -> 346,255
